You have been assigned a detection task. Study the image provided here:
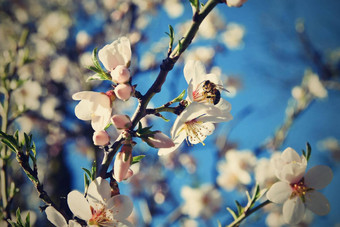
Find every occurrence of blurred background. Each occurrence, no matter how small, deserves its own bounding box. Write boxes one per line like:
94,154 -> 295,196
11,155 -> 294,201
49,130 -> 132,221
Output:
0,0 -> 340,226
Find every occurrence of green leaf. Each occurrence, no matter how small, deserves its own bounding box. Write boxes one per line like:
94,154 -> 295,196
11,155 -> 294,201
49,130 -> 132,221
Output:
87,65 -> 103,74
166,25 -> 175,51
82,168 -> 91,179
306,142 -> 312,161
92,48 -> 101,69
84,173 -> 89,191
159,114 -> 170,122
91,161 -> 97,180
16,208 -> 23,226
217,220 -> 222,227
24,212 -> 30,227
235,200 -> 243,216
172,89 -> 186,103
227,207 -> 237,220
189,0 -> 200,12
131,155 -> 145,165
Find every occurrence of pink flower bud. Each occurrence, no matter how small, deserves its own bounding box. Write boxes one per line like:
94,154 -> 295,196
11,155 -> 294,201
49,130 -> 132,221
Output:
114,84 -> 132,101
226,0 -> 248,7
114,145 -> 132,182
145,131 -> 175,148
92,130 -> 110,146
111,114 -> 132,129
111,65 -> 131,84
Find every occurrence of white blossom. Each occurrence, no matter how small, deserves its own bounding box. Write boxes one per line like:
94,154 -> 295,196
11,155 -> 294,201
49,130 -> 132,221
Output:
267,148 -> 333,224
158,102 -> 232,156
67,177 -> 133,226
98,37 -> 131,71
72,91 -> 112,131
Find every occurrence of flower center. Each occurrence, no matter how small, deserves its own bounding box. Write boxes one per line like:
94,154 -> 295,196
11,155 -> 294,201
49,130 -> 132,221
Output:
88,205 -> 113,226
180,117 -> 212,146
290,178 -> 313,201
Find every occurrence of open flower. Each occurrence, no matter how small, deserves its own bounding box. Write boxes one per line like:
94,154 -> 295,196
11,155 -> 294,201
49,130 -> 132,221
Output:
98,36 -> 131,71
267,148 -> 333,224
67,177 -> 133,226
158,102 -> 232,156
72,91 -> 112,131
184,60 -> 230,108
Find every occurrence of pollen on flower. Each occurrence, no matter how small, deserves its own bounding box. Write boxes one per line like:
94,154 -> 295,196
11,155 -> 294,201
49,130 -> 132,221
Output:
181,118 -> 212,146
290,179 -> 312,200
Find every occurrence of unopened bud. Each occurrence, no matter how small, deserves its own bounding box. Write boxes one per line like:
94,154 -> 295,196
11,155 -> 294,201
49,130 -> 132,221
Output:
111,65 -> 131,84
114,84 -> 133,101
111,114 -> 132,129
226,0 -> 248,7
145,131 -> 175,148
113,145 -> 132,182
92,130 -> 110,146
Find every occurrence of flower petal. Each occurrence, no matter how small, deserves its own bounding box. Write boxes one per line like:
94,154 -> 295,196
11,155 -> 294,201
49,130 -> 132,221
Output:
69,220 -> 82,227
305,190 -> 330,216
266,182 -> 292,204
183,60 -> 195,84
187,122 -> 214,144
170,103 -> 210,138
74,100 -> 93,120
67,191 -> 91,221
45,206 -> 67,227
87,177 -> 111,206
282,196 -> 305,224
281,147 -> 301,163
158,131 -> 186,156
106,195 -> 133,221
304,165 -> 333,189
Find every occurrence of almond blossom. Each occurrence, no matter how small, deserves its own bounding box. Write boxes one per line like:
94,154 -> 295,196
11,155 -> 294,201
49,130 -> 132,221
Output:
267,148 -> 333,224
158,102 -> 232,156
98,36 -> 131,72
67,177 -> 133,226
72,91 -> 113,131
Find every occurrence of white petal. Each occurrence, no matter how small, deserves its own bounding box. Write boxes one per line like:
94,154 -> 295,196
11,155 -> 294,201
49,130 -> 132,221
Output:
304,165 -> 333,189
184,60 -> 195,84
305,190 -> 330,215
158,131 -> 186,156
187,122 -> 215,144
106,195 -> 133,221
192,61 -> 207,87
282,196 -> 305,224
200,104 -> 233,123
280,162 -> 306,183
72,91 -> 98,100
69,220 -> 82,227
67,191 -> 91,221
266,182 -> 292,204
281,147 -> 301,162
75,100 -> 93,120
45,206 -> 67,227
87,177 -> 111,206
117,37 -> 132,66
170,103 -> 210,138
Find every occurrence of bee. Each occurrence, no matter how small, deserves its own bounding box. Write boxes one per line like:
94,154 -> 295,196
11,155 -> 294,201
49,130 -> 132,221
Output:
202,80 -> 227,105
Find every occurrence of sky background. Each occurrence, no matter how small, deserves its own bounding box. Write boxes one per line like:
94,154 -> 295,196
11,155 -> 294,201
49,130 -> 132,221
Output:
40,0 -> 340,226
